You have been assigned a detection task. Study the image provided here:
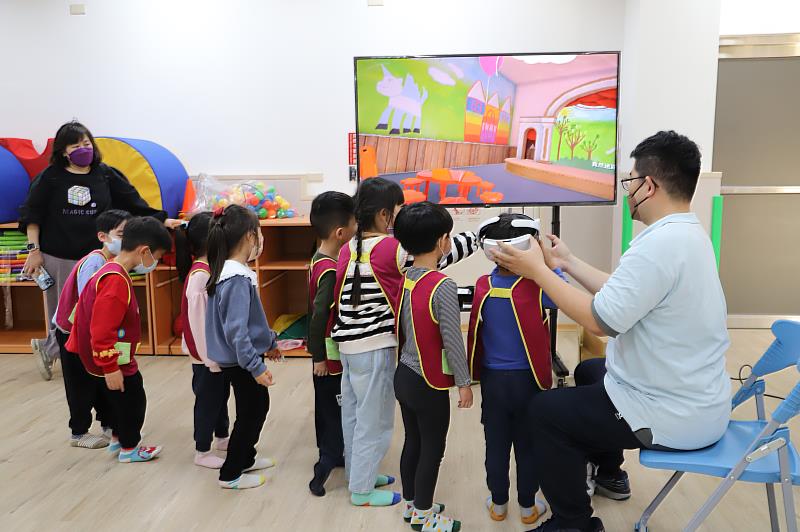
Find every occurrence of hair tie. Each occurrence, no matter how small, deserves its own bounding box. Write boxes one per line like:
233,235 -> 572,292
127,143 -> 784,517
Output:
212,206 -> 224,219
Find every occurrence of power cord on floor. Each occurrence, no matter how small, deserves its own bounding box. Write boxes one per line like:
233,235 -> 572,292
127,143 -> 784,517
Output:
730,363 -> 786,401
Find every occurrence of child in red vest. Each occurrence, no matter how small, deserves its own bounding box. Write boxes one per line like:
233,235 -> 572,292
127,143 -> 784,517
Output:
54,209 -> 131,450
67,216 -> 173,462
393,202 -> 474,532
330,178 -> 478,507
175,211 -> 232,469
307,192 -> 356,496
467,213 -> 566,527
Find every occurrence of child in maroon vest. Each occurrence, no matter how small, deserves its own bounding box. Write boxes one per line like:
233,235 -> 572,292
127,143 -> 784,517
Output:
307,192 -> 356,497
329,178 -> 478,507
67,217 -> 173,463
467,213 -> 566,527
54,209 -> 130,450
393,202 -> 474,532
175,212 -> 232,469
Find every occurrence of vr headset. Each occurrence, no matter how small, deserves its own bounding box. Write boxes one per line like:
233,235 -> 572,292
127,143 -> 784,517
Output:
477,215 -> 541,260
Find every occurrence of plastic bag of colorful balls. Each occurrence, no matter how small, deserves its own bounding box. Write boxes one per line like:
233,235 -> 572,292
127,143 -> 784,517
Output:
192,174 -> 297,219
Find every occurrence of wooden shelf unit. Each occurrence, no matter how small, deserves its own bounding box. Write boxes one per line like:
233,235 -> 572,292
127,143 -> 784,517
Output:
1,218 -> 316,357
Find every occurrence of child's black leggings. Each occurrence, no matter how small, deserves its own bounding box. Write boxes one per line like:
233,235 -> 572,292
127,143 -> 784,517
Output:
395,363 -> 450,511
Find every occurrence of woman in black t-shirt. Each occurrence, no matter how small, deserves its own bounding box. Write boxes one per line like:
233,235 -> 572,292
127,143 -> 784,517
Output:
19,121 -> 181,381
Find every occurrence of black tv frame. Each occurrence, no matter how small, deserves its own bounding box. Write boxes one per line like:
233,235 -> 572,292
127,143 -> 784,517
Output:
353,51 -> 621,208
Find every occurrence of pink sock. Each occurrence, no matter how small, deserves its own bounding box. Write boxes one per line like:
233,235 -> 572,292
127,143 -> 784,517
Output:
215,437 -> 229,452
195,451 -> 225,469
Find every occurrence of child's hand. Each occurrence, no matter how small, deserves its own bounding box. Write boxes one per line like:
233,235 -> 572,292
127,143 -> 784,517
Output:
457,386 -> 473,409
255,369 -> 274,387
313,361 -> 329,377
266,349 -> 283,361
105,370 -> 125,392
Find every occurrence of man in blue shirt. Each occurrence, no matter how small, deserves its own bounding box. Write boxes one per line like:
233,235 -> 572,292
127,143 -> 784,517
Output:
493,131 -> 730,532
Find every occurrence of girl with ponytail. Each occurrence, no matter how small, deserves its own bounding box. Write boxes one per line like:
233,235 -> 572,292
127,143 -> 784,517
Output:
204,205 -> 282,490
330,178 -> 479,507
176,212 -> 233,470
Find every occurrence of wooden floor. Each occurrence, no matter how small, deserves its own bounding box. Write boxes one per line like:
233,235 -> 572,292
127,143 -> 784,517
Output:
1,330 -> 798,531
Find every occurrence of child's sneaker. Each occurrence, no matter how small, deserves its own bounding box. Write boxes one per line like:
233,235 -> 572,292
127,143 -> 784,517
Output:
243,457 -> 276,472
118,445 -> 162,463
404,500 -> 445,523
486,496 -> 507,521
219,473 -> 265,490
70,433 -> 109,449
411,507 -> 461,532
521,498 -> 548,526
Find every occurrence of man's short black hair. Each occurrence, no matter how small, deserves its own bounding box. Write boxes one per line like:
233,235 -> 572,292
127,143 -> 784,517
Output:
121,217 -> 172,253
310,191 -> 355,239
393,201 -> 453,255
95,209 -> 132,234
630,130 -> 701,202
480,213 -> 539,241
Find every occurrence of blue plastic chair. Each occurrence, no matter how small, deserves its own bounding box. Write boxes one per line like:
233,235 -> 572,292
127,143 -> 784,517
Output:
635,320 -> 800,532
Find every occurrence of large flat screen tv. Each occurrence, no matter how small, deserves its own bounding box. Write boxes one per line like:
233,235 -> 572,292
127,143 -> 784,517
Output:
354,52 -> 619,206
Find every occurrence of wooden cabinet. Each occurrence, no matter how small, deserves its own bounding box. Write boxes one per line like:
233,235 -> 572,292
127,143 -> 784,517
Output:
1,218 -> 315,357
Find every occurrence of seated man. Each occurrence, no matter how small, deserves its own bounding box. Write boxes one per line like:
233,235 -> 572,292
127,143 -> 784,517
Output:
492,131 -> 731,532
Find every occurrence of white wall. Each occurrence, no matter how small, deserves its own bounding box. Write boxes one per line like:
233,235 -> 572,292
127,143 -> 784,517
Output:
0,0 -> 624,191
720,0 -> 800,35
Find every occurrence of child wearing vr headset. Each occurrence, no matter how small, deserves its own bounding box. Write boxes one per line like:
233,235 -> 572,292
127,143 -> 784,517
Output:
467,213 -> 567,527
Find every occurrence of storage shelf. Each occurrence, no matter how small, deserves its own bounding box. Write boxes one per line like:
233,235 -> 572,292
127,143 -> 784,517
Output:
259,258 -> 310,271
0,281 -> 38,287
282,347 -> 310,358
259,216 -> 310,227
0,328 -> 43,353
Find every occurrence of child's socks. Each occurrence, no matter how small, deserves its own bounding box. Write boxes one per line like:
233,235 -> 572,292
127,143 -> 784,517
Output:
219,473 -> 265,490
520,498 -> 548,526
194,451 -> 225,469
309,461 -> 333,497
350,489 -> 401,507
411,507 -> 461,532
118,445 -> 161,463
107,437 -> 121,454
243,457 -> 276,472
486,496 -> 507,521
70,433 -> 109,449
374,473 -> 395,487
214,437 -> 229,452
403,500 -> 445,522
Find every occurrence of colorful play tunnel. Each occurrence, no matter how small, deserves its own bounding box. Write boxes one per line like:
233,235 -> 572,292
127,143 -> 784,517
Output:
0,146 -> 30,223
95,137 -> 188,218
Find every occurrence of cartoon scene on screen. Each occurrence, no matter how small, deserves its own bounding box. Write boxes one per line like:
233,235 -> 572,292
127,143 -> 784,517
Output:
355,53 -> 618,205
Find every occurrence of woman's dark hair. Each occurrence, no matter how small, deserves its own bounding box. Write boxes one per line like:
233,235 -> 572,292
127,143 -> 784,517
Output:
310,191 -> 354,239
120,217 -> 172,253
481,213 -> 540,241
206,205 -> 260,296
95,209 -> 132,234
50,121 -> 102,168
393,202 -> 453,256
350,177 -> 404,306
176,212 -> 212,283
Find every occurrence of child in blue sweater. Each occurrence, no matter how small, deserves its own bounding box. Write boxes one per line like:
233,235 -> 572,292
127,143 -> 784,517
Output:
205,205 -> 282,490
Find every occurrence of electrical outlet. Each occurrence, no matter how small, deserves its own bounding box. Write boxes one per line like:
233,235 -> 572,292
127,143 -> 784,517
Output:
69,4 -> 86,15
367,0 -> 384,6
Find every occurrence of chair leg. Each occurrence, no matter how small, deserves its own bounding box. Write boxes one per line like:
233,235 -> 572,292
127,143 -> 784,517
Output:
636,471 -> 684,531
765,483 -> 780,532
778,446 -> 798,532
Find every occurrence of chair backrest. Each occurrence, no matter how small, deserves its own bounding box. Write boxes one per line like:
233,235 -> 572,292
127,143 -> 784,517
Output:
752,320 -> 800,378
731,320 -> 800,412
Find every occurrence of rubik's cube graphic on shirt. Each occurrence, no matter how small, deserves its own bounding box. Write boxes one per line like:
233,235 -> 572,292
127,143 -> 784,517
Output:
67,186 -> 91,206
